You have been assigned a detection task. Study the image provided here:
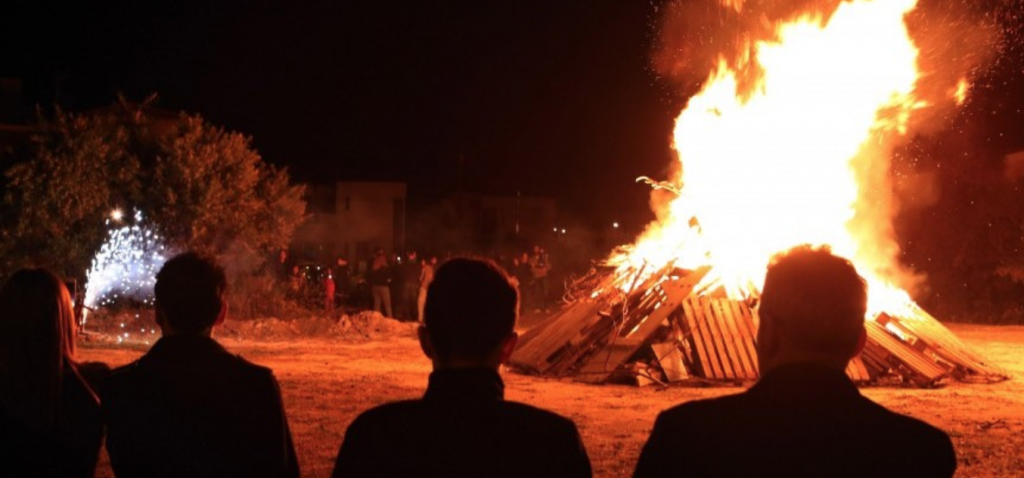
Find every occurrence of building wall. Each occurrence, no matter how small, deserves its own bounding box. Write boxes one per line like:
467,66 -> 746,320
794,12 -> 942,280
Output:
294,183 -> 561,265
404,192 -> 557,255
335,181 -> 407,261
292,181 -> 407,267
477,194 -> 557,245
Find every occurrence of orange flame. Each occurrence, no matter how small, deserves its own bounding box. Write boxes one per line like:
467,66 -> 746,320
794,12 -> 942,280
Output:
613,0 -> 934,314
953,77 -> 970,105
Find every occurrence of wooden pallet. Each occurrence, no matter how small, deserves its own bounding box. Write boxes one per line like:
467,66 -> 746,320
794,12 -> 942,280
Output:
574,267 -> 710,383
510,300 -> 606,374
511,263 -> 684,376
878,310 -> 1007,381
862,320 -> 949,387
512,262 -> 1002,388
678,296 -> 759,381
651,342 -> 689,382
846,356 -> 872,383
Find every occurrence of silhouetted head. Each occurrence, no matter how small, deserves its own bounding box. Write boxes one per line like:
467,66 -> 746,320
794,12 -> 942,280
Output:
757,245 -> 868,373
420,258 -> 518,369
0,268 -> 79,432
155,252 -> 227,336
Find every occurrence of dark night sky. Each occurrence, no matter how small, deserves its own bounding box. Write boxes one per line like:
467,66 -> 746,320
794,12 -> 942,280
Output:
0,0 -> 681,228
1,0 -> 1022,229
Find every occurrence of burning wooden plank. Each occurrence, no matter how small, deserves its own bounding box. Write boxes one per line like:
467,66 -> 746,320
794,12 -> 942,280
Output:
511,301 -> 606,375
862,320 -> 948,387
512,262 -> 1005,388
573,267 -> 709,384
877,309 -> 1007,382
846,357 -> 872,383
651,342 -> 689,382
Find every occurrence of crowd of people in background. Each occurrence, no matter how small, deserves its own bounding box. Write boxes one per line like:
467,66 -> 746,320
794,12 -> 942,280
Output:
273,244 -> 557,321
0,247 -> 957,477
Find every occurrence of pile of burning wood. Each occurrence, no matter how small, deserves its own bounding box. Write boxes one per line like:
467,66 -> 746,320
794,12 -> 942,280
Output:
508,0 -> 1006,390
510,263 -> 1007,387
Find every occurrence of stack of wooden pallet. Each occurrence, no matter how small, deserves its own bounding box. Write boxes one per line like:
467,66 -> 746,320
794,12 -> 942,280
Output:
510,266 -> 1007,387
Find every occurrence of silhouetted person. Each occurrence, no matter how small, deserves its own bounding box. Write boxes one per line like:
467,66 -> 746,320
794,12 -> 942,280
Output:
530,245 -> 551,310
417,256 -> 435,323
331,258 -> 592,478
514,252 -> 533,309
397,250 -> 420,321
333,256 -> 352,309
103,252 -> 299,478
274,249 -> 291,285
0,269 -> 109,478
633,246 -> 956,478
325,269 -> 336,315
368,248 -> 393,317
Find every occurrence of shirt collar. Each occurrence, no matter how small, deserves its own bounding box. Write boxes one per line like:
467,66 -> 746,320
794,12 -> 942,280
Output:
748,362 -> 861,401
423,367 -> 505,402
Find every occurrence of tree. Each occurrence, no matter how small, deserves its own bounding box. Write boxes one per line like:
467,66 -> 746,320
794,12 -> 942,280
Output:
0,107 -> 139,279
144,110 -> 306,260
0,99 -> 306,305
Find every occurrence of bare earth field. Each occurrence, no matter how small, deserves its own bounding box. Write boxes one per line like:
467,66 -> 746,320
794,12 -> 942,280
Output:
80,323 -> 1024,478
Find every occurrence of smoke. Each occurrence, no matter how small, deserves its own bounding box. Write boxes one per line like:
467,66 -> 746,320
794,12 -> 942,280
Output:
650,0 -> 1007,292
853,0 -> 1003,292
653,0 -> 1003,101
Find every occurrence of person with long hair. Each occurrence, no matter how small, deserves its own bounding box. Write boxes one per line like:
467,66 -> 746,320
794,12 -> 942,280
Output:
0,268 -> 110,477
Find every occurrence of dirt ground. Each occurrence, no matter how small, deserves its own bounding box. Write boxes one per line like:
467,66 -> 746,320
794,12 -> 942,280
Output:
79,321 -> 1024,478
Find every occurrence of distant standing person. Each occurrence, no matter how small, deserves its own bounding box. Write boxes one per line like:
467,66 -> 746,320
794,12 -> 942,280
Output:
103,252 -> 299,478
530,246 -> 551,310
275,249 -> 290,284
514,252 -> 533,310
0,269 -> 110,478
289,265 -> 301,299
331,258 -> 591,477
333,256 -> 351,310
417,256 -> 435,323
368,249 -> 393,317
325,270 -> 336,316
398,251 -> 420,321
633,245 -> 956,478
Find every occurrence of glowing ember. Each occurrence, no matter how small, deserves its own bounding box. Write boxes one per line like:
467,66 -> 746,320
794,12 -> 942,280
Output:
83,210 -> 170,321
611,0 -> 965,315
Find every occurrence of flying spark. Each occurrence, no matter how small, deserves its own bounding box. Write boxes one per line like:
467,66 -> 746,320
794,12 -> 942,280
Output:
83,210 -> 170,322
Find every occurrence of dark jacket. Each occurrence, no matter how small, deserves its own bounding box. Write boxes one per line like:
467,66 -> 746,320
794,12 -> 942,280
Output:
0,362 -> 109,478
102,335 -> 299,478
332,368 -> 592,478
396,260 -> 420,289
367,263 -> 392,287
333,264 -> 352,292
634,362 -> 956,478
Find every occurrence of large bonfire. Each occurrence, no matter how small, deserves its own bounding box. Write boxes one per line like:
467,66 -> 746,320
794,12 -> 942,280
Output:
511,0 -> 1007,386
614,0 -> 931,312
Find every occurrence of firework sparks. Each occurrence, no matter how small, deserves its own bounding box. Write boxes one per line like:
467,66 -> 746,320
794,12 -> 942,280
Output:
83,210 -> 170,323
